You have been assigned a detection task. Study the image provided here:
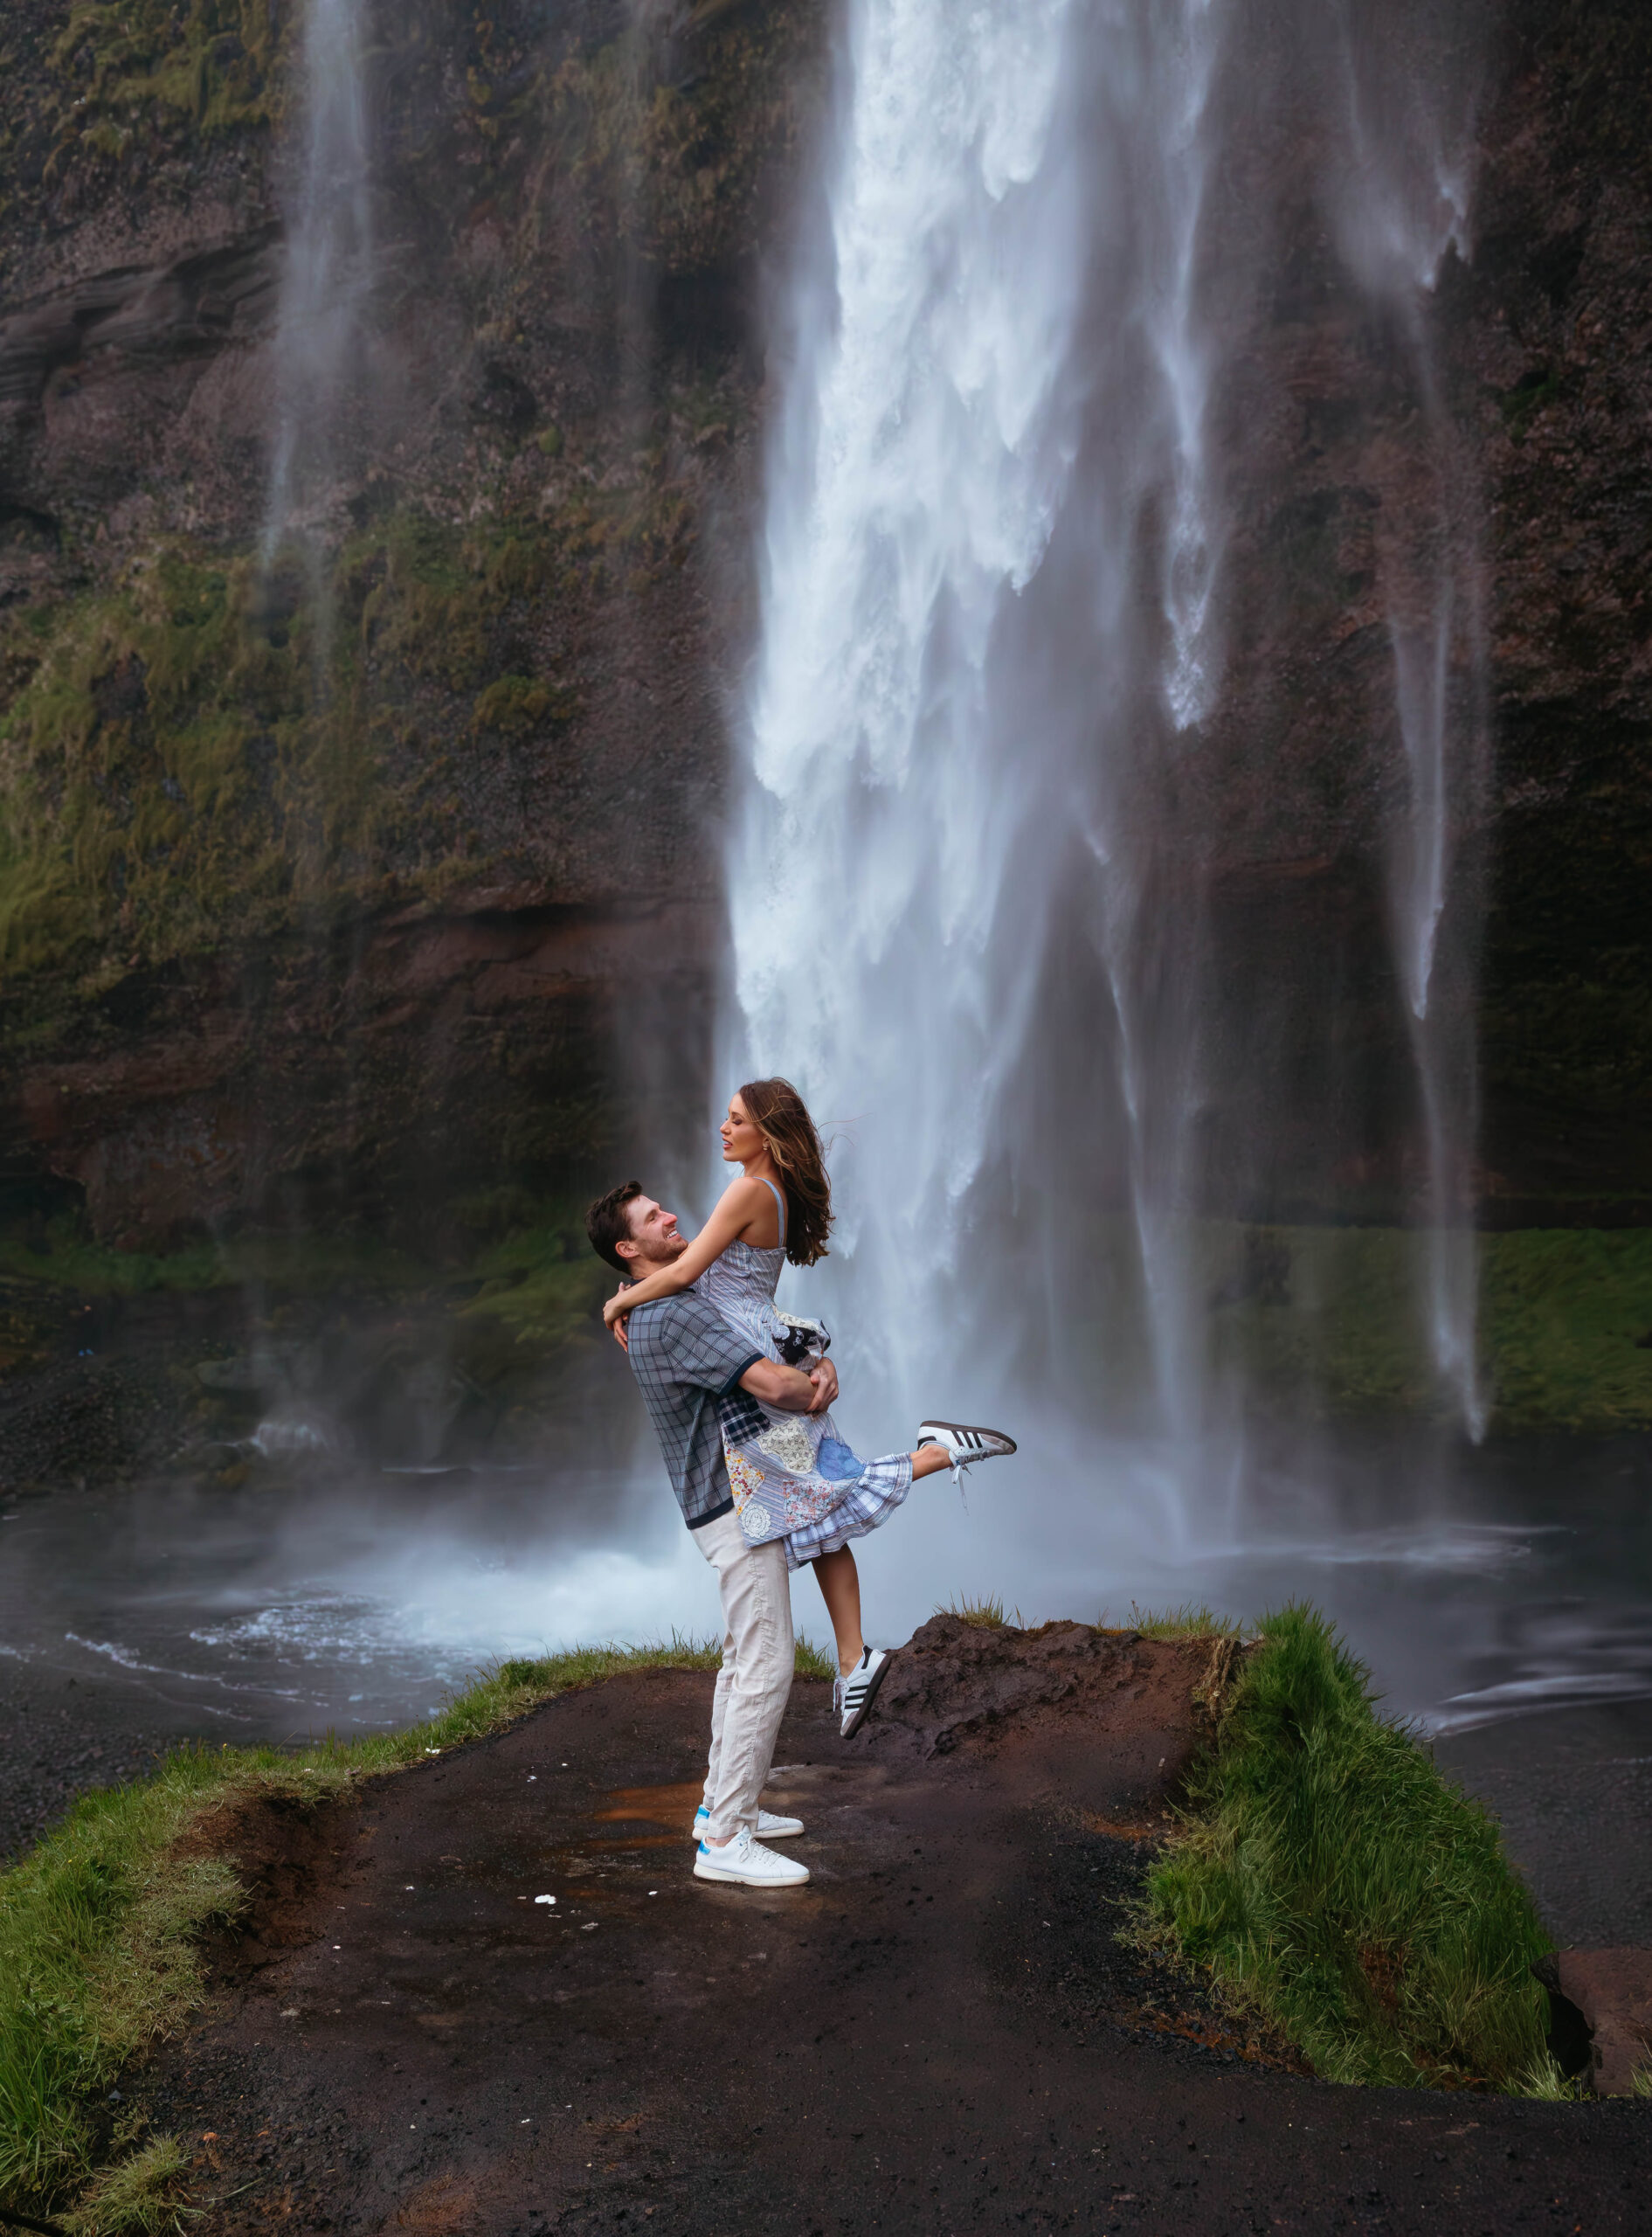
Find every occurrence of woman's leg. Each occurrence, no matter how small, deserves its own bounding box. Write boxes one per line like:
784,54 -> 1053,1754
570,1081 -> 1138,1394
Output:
811,1544 -> 866,1676
910,1444 -> 955,1481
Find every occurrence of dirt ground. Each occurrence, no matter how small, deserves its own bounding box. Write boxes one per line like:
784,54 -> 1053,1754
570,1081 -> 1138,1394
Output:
128,1622 -> 1649,2235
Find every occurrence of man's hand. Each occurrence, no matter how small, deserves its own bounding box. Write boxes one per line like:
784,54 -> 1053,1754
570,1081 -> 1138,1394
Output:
805,1357 -> 839,1414
607,1282 -> 633,1353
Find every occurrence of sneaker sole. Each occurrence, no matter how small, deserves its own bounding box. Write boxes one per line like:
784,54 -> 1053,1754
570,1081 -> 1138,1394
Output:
840,1651 -> 895,1741
692,1854 -> 811,1887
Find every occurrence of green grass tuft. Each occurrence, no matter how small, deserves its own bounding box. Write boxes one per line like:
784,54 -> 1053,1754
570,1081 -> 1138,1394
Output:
1520,2053 -> 1587,2102
1123,1601 -> 1244,1641
65,2132 -> 193,2236
1142,1603 -> 1552,2090
792,1636 -> 840,1683
938,1595 -> 1010,1629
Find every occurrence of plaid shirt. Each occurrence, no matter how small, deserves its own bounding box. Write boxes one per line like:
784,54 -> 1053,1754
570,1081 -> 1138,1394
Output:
626,1292 -> 763,1530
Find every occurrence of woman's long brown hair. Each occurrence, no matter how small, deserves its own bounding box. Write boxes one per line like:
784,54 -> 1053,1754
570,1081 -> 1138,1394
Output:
737,1077 -> 833,1267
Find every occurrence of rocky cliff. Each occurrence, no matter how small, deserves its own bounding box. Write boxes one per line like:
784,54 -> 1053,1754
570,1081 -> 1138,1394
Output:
0,0 -> 827,1245
0,0 -> 1647,1252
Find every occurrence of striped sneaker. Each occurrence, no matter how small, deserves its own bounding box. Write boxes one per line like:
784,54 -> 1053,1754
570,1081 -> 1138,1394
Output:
835,1645 -> 894,1738
692,1804 -> 805,1841
916,1420 -> 1017,1486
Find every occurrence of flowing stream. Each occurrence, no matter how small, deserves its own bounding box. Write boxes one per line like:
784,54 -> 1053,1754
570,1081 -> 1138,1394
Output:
728,0 -> 1490,1514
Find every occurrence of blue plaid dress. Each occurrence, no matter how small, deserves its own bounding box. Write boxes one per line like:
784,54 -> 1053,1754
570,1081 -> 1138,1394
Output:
699,1181 -> 913,1572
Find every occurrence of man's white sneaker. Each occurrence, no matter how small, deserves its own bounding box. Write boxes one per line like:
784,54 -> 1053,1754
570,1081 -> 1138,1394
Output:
835,1645 -> 893,1739
693,1827 -> 811,1887
692,1804 -> 805,1840
916,1420 -> 1017,1486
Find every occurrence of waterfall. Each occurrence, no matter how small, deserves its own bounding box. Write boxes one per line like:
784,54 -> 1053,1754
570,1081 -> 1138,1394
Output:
730,0 -> 1089,1419
729,0 -> 1488,1509
262,0 -> 374,561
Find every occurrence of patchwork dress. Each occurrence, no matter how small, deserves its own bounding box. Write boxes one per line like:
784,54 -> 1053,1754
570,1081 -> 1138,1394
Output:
699,1178 -> 913,1571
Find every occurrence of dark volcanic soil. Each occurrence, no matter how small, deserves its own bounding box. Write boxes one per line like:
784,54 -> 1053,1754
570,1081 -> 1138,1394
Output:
127,1620 -> 1648,2235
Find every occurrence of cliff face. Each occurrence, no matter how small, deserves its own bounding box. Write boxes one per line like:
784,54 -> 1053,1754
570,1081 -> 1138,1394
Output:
0,0 -> 1647,1249
0,0 -> 826,1242
1129,0 -> 1652,1225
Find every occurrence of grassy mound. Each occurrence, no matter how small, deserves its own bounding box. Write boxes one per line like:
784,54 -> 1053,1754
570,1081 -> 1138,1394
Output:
1144,1605 -> 1552,2088
0,1635 -> 833,2227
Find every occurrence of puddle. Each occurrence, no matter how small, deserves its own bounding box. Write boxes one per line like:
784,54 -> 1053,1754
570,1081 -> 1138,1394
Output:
593,1780 -> 704,1828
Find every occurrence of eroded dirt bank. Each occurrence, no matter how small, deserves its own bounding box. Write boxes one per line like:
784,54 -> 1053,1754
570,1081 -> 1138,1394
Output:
132,1621 -> 1648,2234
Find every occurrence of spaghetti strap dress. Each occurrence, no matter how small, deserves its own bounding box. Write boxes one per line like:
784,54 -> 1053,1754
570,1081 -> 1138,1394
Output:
697,1178 -> 914,1571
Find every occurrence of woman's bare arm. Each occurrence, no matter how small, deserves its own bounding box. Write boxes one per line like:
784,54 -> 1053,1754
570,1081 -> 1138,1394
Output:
601,1178 -> 771,1325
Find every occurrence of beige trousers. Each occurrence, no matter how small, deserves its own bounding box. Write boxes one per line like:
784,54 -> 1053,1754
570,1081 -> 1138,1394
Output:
694,1506 -> 795,1839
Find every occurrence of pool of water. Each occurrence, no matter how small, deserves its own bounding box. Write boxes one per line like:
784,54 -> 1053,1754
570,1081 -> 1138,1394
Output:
3,1423 -> 1649,1935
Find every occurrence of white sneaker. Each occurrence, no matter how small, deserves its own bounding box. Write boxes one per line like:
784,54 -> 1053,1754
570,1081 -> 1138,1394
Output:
916,1420 -> 1017,1486
835,1645 -> 894,1739
692,1804 -> 805,1840
693,1826 -> 811,1887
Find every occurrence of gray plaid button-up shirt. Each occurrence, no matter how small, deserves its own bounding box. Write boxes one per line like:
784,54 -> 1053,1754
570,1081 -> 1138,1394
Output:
626,1292 -> 763,1530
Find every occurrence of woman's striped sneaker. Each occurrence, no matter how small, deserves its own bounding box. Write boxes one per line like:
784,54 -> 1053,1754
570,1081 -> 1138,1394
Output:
916,1420 -> 1017,1486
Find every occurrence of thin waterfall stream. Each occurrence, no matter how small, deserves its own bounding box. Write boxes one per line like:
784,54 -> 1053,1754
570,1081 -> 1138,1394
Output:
261,0 -> 375,564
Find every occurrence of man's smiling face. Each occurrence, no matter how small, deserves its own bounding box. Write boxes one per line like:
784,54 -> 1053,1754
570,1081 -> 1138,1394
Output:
621,1194 -> 688,1271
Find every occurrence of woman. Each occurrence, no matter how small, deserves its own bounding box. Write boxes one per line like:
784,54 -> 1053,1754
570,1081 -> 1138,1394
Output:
604,1077 -> 1016,1739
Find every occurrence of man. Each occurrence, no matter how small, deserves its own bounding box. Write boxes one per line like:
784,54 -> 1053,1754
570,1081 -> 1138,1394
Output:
585,1180 -> 834,1890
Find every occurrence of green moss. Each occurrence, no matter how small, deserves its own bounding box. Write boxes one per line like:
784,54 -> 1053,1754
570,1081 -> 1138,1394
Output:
470,673 -> 575,738
1499,364 -> 1565,443
1481,1227 -> 1652,1430
458,1225 -> 612,1350
24,0 -> 289,191
0,504 -> 605,1001
0,1212 -> 433,1303
1142,1605 -> 1552,2090
542,0 -> 827,279
1078,1219 -> 1652,1432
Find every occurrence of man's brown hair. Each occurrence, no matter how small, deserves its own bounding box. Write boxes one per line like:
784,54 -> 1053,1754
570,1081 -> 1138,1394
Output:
586,1179 -> 644,1272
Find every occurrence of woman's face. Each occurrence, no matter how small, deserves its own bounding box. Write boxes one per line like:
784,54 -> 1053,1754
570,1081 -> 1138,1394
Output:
721,1094 -> 765,1163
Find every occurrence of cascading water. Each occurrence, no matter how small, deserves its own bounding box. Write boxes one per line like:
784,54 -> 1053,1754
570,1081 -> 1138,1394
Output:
1323,6 -> 1488,1437
261,0 -> 374,563
730,0 -> 1089,1416
728,0 -> 1490,1533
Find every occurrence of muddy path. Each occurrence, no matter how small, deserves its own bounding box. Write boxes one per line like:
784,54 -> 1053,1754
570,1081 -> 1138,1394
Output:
134,1623 -> 1648,2234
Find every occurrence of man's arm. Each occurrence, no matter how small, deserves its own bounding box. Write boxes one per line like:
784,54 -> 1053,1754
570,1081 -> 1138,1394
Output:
740,1357 -> 823,1413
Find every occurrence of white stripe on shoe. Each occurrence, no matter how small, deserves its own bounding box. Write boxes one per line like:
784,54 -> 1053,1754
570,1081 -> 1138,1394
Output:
915,1420 -> 1017,1486
837,1645 -> 893,1739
